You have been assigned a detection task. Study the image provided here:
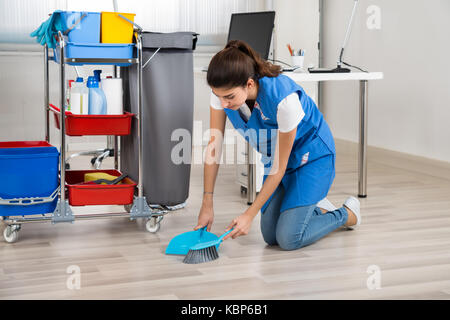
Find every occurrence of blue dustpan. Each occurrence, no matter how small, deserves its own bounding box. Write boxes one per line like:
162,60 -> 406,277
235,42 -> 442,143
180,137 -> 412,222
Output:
165,226 -> 219,255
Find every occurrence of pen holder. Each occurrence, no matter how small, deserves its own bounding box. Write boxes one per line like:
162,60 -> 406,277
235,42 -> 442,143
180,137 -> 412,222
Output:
291,55 -> 304,69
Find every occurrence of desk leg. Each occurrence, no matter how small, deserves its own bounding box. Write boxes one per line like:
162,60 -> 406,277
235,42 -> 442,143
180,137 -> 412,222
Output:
358,80 -> 368,198
247,141 -> 256,205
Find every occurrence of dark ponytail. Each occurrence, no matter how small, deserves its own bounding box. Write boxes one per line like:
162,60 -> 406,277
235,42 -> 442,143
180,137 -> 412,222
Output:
207,40 -> 281,89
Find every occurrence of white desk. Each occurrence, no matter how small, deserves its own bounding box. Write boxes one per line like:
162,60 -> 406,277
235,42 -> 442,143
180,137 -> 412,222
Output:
195,69 -> 384,203
285,71 -> 383,82
272,71 -> 383,203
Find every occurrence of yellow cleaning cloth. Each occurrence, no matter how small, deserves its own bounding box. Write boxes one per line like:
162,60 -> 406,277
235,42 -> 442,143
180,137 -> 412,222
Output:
84,172 -> 122,184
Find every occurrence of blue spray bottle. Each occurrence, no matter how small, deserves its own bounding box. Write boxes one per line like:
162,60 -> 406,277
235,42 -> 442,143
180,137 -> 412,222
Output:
93,70 -> 102,86
87,76 -> 107,115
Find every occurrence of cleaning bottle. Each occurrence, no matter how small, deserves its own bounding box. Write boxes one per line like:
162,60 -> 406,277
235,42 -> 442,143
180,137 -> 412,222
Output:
78,77 -> 89,115
66,80 -> 74,111
70,77 -> 89,115
69,78 -> 81,114
87,76 -> 107,115
93,70 -> 102,87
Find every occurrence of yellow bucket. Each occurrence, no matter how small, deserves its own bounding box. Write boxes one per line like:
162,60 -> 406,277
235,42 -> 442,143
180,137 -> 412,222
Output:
101,12 -> 136,43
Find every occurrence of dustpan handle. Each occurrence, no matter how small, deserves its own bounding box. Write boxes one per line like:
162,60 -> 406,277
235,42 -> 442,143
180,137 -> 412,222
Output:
199,226 -> 207,238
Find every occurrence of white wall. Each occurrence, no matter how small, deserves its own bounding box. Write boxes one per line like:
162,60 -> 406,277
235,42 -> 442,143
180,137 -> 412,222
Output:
322,0 -> 450,162
274,0 -> 319,77
274,0 -> 319,103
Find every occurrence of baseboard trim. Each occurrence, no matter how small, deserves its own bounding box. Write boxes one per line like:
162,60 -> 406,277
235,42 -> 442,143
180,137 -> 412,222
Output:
335,139 -> 450,181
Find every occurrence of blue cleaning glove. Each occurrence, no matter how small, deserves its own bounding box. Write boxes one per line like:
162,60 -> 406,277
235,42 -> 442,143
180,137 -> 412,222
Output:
30,10 -> 67,48
30,19 -> 47,45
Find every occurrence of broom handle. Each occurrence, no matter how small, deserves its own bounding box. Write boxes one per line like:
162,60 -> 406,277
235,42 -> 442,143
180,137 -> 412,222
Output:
218,228 -> 234,242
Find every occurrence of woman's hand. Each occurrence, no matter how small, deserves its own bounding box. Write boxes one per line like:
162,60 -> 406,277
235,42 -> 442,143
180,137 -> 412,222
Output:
194,203 -> 214,232
223,211 -> 256,240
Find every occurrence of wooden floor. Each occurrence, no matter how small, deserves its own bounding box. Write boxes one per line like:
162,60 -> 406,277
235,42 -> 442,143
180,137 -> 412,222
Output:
1,140 -> 450,300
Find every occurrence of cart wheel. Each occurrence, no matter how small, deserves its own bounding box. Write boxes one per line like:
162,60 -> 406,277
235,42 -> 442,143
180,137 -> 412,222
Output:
145,217 -> 161,233
240,186 -> 247,194
124,204 -> 132,213
3,225 -> 19,243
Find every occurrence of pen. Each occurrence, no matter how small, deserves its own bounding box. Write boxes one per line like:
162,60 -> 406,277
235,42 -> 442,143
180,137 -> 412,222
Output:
287,44 -> 293,56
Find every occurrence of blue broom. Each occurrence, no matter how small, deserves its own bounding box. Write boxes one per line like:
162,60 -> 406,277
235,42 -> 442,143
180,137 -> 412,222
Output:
182,228 -> 233,264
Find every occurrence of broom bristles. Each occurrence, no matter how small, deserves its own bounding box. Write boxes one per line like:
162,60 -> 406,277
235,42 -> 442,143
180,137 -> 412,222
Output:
183,245 -> 219,264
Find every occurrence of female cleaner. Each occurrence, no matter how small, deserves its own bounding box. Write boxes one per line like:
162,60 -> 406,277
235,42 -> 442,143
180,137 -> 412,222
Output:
194,40 -> 361,250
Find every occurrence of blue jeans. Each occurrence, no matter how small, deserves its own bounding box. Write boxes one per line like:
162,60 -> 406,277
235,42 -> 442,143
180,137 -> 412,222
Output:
260,184 -> 349,251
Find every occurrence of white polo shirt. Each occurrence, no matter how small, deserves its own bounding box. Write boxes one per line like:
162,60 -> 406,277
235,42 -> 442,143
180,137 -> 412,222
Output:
210,91 -> 305,133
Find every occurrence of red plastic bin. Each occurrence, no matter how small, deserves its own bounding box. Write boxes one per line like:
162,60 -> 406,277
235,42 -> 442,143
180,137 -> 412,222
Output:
0,141 -> 53,148
49,104 -> 134,136
65,169 -> 137,206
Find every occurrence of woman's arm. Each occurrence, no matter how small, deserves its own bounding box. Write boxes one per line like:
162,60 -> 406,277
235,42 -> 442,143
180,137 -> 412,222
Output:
224,126 -> 297,239
203,106 -> 227,198
194,106 -> 227,231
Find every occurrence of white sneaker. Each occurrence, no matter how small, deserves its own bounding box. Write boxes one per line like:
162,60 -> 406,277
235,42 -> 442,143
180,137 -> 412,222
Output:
343,196 -> 361,229
316,197 -> 337,212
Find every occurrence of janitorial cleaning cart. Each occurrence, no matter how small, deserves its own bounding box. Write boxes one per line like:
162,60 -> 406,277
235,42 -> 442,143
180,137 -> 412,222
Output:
0,10 -> 197,243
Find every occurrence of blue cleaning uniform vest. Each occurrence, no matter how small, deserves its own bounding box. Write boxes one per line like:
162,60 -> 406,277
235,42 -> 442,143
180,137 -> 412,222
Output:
224,74 -> 336,213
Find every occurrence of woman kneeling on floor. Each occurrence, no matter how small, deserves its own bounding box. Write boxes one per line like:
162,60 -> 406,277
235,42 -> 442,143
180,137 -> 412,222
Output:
194,40 -> 361,250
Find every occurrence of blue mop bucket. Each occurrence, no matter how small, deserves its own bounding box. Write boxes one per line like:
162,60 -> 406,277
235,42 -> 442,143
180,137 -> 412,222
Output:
61,11 -> 101,43
0,145 -> 60,217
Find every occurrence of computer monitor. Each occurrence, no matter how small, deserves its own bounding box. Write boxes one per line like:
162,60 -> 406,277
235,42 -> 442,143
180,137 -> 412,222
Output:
227,11 -> 275,60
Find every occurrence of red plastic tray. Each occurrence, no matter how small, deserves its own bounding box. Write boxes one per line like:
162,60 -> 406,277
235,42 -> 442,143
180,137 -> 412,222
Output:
49,104 -> 134,136
65,169 -> 136,206
0,141 -> 53,148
